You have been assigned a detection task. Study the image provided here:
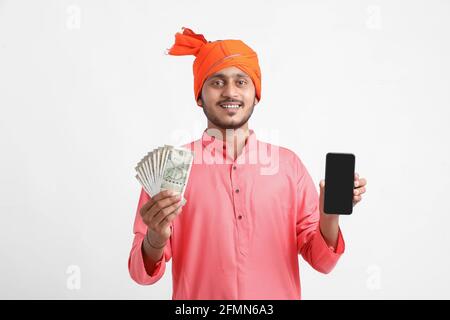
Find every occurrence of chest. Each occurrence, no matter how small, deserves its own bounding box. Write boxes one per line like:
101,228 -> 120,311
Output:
181,162 -> 297,226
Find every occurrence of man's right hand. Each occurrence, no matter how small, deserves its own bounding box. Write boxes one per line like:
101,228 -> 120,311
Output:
140,189 -> 183,248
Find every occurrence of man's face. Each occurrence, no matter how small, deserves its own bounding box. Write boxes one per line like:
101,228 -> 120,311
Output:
197,66 -> 258,130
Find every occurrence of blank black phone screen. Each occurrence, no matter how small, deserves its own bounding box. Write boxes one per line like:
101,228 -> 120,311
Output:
324,153 -> 355,215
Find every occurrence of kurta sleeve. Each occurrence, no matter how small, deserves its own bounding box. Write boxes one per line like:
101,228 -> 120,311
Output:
295,157 -> 345,274
128,188 -> 173,285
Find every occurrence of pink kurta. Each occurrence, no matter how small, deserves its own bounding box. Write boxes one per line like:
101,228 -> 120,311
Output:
128,129 -> 345,299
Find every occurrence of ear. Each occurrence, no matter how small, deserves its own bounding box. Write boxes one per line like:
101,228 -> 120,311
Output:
254,98 -> 259,106
197,98 -> 202,107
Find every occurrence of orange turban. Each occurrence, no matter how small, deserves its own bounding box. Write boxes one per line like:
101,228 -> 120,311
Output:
165,27 -> 262,106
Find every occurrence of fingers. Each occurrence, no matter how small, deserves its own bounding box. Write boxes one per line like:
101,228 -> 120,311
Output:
358,178 -> 367,187
153,189 -> 179,202
139,199 -> 155,217
353,195 -> 362,206
147,195 -> 180,225
316,172 -> 366,207
153,200 -> 182,226
353,173 -> 364,205
353,183 -> 366,204
139,189 -> 176,217
353,186 -> 366,196
159,206 -> 183,230
141,191 -> 181,226
354,177 -> 367,188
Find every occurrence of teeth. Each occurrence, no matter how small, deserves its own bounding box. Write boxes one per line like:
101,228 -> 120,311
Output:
221,104 -> 241,109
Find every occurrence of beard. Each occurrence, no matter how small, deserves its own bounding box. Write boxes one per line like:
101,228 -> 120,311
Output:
201,97 -> 256,130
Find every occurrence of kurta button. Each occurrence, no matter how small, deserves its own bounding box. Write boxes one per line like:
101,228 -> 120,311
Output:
233,165 -> 237,170
238,215 -> 242,219
235,188 -> 239,193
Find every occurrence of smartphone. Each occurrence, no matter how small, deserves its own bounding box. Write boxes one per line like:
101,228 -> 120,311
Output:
324,153 -> 355,215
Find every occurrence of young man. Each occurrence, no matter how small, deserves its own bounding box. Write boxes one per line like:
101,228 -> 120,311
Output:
128,27 -> 367,299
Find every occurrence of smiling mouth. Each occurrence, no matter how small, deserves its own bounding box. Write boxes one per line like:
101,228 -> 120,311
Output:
219,102 -> 242,109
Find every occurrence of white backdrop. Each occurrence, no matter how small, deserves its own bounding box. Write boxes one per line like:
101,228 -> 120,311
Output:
1,0 -> 449,299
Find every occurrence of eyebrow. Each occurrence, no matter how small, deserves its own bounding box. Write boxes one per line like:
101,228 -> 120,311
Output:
208,73 -> 250,80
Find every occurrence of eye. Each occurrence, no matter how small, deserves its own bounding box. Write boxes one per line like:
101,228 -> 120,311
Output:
237,79 -> 247,86
212,80 -> 224,86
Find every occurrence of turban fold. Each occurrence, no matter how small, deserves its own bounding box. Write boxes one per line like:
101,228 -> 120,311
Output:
166,27 -> 261,105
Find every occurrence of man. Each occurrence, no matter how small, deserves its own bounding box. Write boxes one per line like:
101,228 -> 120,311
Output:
128,27 -> 367,299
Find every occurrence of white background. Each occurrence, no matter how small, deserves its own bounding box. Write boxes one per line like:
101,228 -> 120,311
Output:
1,0 -> 449,299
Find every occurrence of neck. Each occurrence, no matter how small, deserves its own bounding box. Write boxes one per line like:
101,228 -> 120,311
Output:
206,122 -> 250,160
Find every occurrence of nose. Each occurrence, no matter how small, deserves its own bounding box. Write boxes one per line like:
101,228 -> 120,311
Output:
221,82 -> 239,99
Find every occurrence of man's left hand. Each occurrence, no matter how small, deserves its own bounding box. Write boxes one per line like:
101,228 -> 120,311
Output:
319,172 -> 367,216
351,172 -> 367,206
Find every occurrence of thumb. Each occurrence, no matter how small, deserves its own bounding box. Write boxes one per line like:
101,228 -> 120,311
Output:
319,179 -> 325,214
319,179 -> 325,190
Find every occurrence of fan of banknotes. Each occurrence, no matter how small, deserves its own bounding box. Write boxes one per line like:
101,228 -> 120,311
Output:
135,145 -> 194,206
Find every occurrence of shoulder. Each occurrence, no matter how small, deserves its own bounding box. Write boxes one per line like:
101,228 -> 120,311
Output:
258,139 -> 308,179
181,138 -> 201,151
259,139 -> 303,163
